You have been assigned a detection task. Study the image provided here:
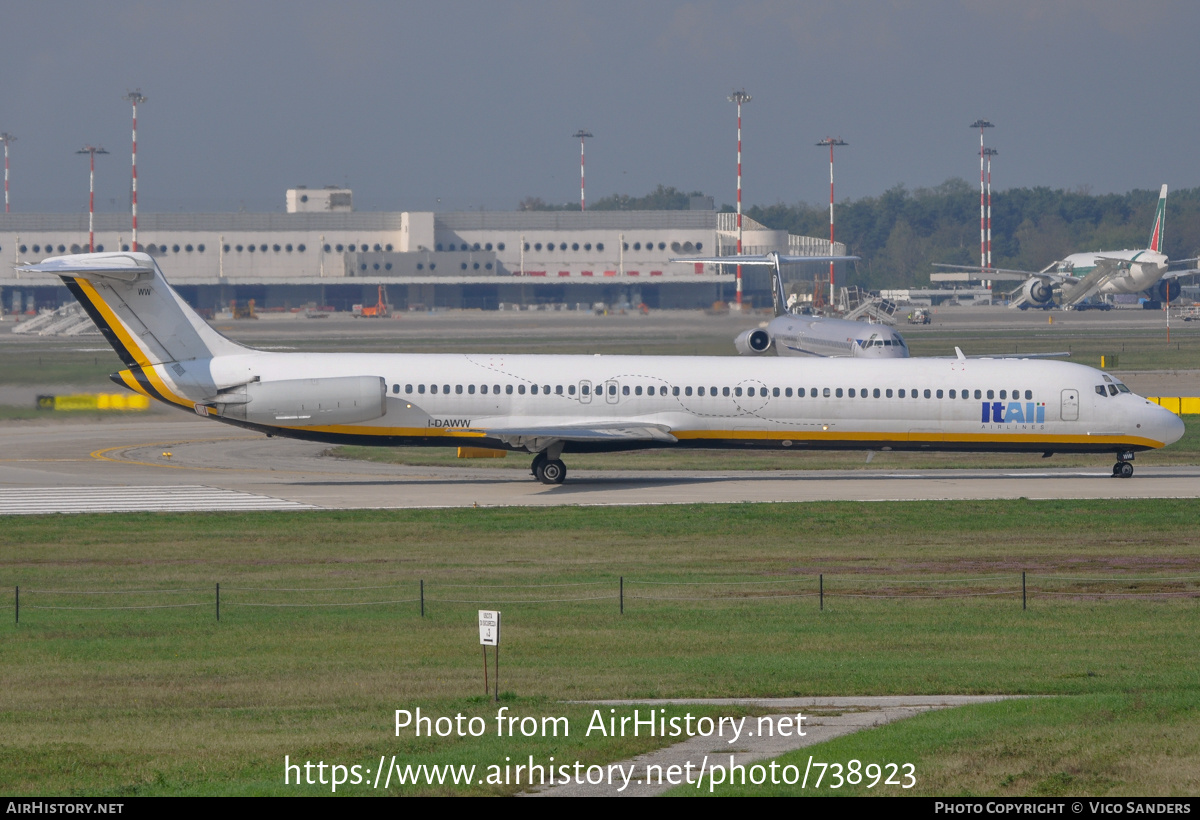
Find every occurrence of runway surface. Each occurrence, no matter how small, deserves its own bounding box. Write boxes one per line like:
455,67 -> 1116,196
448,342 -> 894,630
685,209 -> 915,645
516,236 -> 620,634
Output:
2,416 -> 1198,513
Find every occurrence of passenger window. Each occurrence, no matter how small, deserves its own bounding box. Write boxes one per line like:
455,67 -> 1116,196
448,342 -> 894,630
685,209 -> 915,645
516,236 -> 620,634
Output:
443,385 -> 450,394
406,384 -> 413,394
948,389 -> 955,399
493,385 -> 500,394
798,388 -> 806,397
734,387 -> 742,397
682,386 -> 690,396
635,386 -> 643,396
773,387 -> 780,397
873,388 -> 880,398
392,384 -> 399,394
912,389 -> 919,399
723,387 -> 731,397
418,384 -> 426,394
568,385 -> 575,395
581,384 -> 590,395
623,386 -> 630,396
556,385 -> 563,395
531,385 -> 539,395
785,388 -> 793,397
456,385 -> 463,394
609,384 -> 616,396
936,389 -> 943,399
543,385 -> 549,394
974,389 -> 982,399
1000,390 -> 1007,400
518,385 -> 526,395
898,389 -> 905,398
823,388 -> 831,398
1025,390 -> 1033,400
711,386 -> 718,396
886,389 -> 893,398
506,385 -> 514,395
986,390 -> 994,400
924,389 -> 931,399
673,386 -> 680,396
697,387 -> 705,396
468,385 -> 475,395
431,385 -> 439,394
847,388 -> 855,398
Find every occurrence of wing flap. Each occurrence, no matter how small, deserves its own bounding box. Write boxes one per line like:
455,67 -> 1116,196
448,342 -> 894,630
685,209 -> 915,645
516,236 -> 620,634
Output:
447,423 -> 677,447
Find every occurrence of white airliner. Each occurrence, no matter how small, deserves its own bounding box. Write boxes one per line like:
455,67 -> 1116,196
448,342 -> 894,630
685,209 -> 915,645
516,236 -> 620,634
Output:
691,252 -> 910,358
22,252 -> 1183,483
937,185 -> 1200,309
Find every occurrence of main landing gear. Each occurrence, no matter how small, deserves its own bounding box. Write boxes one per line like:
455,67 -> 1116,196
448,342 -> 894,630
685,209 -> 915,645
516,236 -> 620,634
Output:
1112,451 -> 1135,479
530,451 -> 567,485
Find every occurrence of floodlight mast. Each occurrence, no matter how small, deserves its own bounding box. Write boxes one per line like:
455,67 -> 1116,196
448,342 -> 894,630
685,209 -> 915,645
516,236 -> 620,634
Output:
0,132 -> 14,213
983,147 -> 998,268
816,137 -> 848,308
76,146 -> 109,253
728,89 -> 751,308
970,119 -> 994,270
572,130 -> 592,211
124,90 -> 147,251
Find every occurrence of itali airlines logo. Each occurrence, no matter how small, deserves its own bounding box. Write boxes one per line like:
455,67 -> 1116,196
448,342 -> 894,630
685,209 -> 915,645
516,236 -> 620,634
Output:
982,401 -> 1045,425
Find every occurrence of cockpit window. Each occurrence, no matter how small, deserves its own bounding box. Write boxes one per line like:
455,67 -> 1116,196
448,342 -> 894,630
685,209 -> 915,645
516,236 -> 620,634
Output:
1102,375 -> 1113,383
1115,383 -> 1131,393
1096,385 -> 1107,396
1108,384 -> 1119,396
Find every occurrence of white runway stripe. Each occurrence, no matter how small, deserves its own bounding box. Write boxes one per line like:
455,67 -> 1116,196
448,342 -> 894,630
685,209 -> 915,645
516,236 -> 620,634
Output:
0,485 -> 315,515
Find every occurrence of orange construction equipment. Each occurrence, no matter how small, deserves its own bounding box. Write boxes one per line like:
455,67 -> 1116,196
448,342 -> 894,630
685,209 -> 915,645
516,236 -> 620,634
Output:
356,285 -> 392,318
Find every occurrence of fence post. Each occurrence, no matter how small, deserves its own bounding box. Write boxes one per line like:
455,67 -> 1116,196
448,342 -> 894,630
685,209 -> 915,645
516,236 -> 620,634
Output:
1022,572 -> 1026,611
819,574 -> 823,611
420,580 -> 425,618
14,586 -> 17,625
620,577 -> 624,615
216,583 -> 220,622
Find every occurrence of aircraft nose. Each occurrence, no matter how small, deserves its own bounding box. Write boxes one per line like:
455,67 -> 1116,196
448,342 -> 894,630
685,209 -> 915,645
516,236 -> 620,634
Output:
1145,403 -> 1185,447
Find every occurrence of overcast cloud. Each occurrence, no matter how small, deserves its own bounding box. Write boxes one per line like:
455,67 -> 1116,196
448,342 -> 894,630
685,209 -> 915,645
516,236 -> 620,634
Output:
1,1 -> 1195,214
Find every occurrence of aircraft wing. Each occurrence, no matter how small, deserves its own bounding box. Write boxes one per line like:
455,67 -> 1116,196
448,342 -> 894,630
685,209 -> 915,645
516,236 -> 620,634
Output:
932,263 -> 1079,285
1163,267 -> 1200,280
672,254 -> 858,266
447,422 -> 677,449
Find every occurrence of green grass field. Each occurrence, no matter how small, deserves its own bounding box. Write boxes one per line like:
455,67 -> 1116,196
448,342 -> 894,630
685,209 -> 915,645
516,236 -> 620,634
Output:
2,501 -> 1198,796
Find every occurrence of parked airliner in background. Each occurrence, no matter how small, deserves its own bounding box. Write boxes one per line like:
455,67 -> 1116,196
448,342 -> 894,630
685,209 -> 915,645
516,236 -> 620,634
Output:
936,185 -> 1200,309
675,252 -> 910,358
21,252 -> 1183,483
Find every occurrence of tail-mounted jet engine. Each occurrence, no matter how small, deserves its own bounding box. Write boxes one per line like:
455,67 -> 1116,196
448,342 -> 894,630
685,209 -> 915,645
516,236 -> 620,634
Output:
210,375 -> 387,426
734,328 -> 773,355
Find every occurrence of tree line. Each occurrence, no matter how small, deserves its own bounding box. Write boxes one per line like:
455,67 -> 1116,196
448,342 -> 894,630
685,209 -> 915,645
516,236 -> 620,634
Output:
522,180 -> 1200,290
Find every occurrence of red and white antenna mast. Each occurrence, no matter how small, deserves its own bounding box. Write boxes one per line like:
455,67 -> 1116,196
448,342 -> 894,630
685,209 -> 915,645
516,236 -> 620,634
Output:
728,89 -> 751,309
76,145 -> 109,253
0,132 -> 14,213
983,146 -> 997,268
816,137 -> 848,308
573,130 -> 592,211
970,119 -> 994,270
124,90 -> 147,251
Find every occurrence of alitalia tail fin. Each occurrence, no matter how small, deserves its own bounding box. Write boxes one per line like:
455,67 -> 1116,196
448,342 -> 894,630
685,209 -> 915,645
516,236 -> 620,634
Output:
18,252 -> 247,368
1148,184 -> 1168,252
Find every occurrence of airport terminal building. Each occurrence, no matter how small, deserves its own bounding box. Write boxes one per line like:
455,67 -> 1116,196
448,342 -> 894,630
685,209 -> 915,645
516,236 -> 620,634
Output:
0,188 -> 845,313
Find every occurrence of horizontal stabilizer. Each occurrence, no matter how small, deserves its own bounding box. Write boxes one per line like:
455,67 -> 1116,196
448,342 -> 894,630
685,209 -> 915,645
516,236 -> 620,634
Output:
19,253 -> 153,283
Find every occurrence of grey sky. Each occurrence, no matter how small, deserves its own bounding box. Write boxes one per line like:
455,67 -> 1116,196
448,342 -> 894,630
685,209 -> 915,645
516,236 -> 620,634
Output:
1,1 -> 1196,214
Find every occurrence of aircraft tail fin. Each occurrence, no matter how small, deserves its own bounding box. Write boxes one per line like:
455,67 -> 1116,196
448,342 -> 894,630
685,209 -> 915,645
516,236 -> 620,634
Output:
769,255 -> 787,317
1148,184 -> 1168,252
18,252 -> 247,368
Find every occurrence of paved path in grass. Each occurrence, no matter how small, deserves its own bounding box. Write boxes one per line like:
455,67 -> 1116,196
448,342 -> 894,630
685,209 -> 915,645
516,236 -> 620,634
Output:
523,695 -> 1022,797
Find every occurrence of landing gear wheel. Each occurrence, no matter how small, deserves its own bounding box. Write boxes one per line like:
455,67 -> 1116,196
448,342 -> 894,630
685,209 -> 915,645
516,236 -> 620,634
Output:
535,458 -> 567,485
1117,461 -> 1134,479
530,451 -> 548,478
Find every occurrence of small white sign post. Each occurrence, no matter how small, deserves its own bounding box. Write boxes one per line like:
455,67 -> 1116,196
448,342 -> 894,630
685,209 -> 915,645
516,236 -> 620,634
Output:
478,610 -> 500,701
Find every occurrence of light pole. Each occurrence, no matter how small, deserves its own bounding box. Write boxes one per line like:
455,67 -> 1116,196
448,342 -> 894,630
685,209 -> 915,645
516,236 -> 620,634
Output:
123,90 -> 147,251
573,130 -> 592,211
728,89 -> 751,309
77,146 -> 109,253
0,132 -> 14,213
970,119 -> 994,270
816,137 -> 848,308
983,146 -> 997,268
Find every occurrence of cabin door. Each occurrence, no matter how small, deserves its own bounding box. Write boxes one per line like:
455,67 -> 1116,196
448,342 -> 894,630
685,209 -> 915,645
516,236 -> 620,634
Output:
1061,389 -> 1079,421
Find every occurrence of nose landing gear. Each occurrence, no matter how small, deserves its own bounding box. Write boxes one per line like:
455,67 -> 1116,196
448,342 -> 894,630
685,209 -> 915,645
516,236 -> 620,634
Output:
1112,451 -> 1135,478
